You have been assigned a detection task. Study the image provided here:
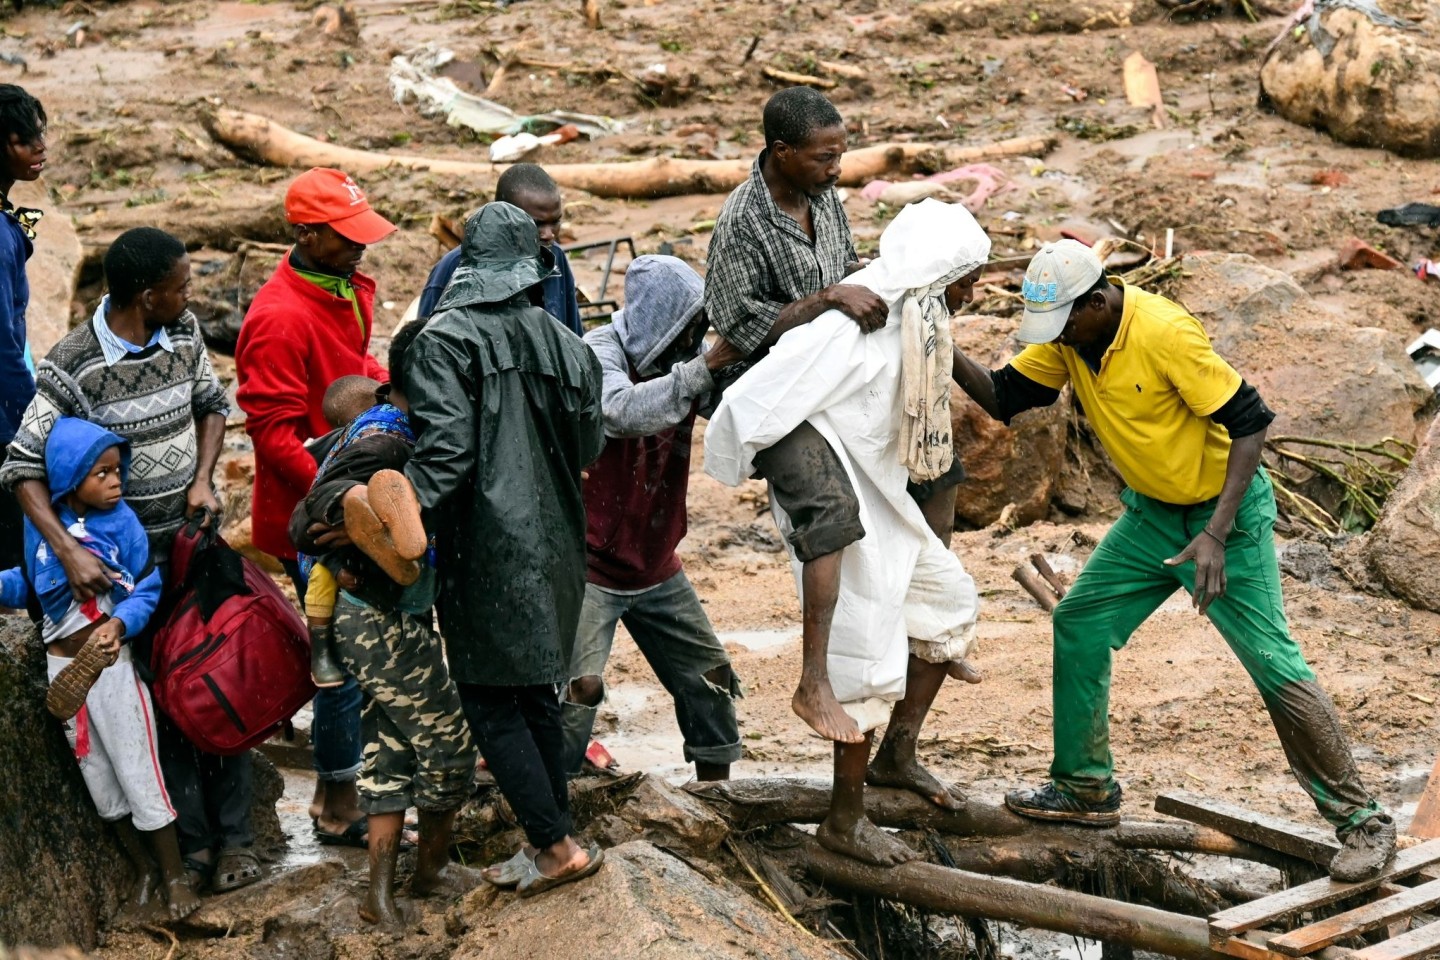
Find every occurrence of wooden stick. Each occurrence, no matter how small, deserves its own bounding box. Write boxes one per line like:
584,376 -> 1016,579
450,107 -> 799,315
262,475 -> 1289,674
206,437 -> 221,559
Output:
760,65 -> 836,89
1028,553 -> 1067,598
582,0 -> 601,29
203,109 -> 1055,200
818,59 -> 868,80
1011,564 -> 1059,612
724,837 -> 822,943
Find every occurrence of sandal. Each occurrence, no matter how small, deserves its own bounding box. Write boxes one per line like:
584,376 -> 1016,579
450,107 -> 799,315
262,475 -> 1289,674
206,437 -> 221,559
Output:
211,847 -> 262,893
46,632 -> 117,720
517,844 -> 605,899
481,848 -> 535,888
314,815 -> 370,849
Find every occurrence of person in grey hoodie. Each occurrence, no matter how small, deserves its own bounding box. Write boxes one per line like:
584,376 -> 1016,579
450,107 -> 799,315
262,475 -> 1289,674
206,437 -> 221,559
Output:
563,255 -> 745,782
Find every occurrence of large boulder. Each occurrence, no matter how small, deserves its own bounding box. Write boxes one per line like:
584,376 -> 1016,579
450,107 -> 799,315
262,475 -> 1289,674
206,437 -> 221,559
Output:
1364,413 -> 1440,611
0,620 -> 128,950
452,841 -> 846,960
950,316 -> 1070,528
1174,253 -> 1431,449
1260,1 -> 1440,157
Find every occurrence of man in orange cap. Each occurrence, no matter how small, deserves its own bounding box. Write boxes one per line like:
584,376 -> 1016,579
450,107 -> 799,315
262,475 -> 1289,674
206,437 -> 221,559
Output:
235,167 -> 395,850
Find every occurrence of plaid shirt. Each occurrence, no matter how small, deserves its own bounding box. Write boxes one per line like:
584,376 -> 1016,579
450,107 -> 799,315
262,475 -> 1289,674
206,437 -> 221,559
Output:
704,151 -> 857,355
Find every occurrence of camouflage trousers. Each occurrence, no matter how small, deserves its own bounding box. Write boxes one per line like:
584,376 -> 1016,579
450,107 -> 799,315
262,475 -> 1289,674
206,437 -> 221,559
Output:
333,596 -> 477,816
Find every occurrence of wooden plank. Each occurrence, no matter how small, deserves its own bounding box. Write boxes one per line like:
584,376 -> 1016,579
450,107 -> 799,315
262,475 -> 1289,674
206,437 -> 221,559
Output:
1409,757 -> 1440,840
1268,881 -> 1440,956
1351,921 -> 1440,960
1158,791 -> 1340,865
1218,933 -> 1285,960
1211,840 -> 1440,939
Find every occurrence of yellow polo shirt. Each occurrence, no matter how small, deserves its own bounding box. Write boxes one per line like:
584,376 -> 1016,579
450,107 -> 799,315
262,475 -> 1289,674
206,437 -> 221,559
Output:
1009,283 -> 1241,505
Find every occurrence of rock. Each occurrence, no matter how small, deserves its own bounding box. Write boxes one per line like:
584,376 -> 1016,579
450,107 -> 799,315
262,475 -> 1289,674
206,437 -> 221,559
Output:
949,316 -> 1069,528
253,915 -> 338,960
0,619 -> 128,950
1260,4 -> 1440,157
1364,413 -> 1440,611
616,776 -> 729,857
250,751 -> 288,863
1278,538 -> 1339,585
183,861 -> 347,936
452,841 -> 845,960
918,0 -> 1157,35
11,179 -> 83,359
1174,253 -> 1431,449
1338,237 -> 1403,271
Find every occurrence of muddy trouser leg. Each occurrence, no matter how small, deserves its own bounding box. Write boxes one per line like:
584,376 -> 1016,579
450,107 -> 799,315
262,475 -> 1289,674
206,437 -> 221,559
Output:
208,750 -> 254,850
561,584 -> 625,776
155,708 -> 216,856
620,571 -> 742,768
458,682 -> 573,849
1171,473 -> 1382,834
333,598 -> 477,815
753,420 -> 865,564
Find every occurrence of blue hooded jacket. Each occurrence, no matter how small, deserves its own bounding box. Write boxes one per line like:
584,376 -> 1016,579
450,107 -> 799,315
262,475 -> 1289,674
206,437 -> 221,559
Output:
0,417 -> 162,641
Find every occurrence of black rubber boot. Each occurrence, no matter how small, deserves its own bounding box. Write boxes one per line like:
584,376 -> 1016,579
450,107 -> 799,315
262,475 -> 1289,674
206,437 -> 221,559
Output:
310,625 -> 346,689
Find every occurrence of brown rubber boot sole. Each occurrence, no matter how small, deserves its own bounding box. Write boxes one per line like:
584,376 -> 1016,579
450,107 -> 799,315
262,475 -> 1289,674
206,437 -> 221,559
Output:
367,469 -> 426,561
46,633 -> 116,720
344,487 -> 421,586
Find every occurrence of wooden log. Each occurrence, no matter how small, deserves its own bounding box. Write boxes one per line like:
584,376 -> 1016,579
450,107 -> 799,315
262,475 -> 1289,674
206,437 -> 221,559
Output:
1351,922 -> 1440,960
1156,791 -> 1340,866
1030,552 -> 1068,598
1268,880 -> 1440,956
1012,564 -> 1060,612
202,109 -> 1056,200
760,66 -> 836,89
1210,840 -> 1440,942
798,840 -> 1229,960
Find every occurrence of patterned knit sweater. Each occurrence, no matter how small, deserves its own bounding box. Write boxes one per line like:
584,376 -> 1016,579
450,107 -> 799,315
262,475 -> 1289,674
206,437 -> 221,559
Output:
0,310 -> 230,554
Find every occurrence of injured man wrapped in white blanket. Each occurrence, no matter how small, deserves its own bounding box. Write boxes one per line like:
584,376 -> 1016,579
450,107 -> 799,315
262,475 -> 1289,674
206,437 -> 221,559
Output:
705,199 -> 990,732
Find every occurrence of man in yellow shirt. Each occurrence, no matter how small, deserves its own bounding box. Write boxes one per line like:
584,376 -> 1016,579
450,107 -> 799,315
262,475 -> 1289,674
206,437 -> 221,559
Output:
949,240 -> 1394,882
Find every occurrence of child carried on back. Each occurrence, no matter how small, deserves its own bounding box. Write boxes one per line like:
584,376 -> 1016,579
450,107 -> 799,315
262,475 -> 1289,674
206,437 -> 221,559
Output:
0,417 -> 200,920
289,322 -> 479,929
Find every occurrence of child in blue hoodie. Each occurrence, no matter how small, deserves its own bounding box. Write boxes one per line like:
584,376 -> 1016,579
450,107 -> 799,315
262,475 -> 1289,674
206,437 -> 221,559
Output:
0,417 -> 200,921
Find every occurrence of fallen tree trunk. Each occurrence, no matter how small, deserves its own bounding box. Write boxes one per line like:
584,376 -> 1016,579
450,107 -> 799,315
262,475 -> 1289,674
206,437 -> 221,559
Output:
797,840 -> 1228,960
689,778 -> 1301,873
203,109 -> 1055,199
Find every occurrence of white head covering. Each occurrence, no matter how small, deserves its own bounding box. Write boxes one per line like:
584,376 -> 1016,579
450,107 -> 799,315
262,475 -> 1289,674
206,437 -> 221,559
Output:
862,199 -> 991,483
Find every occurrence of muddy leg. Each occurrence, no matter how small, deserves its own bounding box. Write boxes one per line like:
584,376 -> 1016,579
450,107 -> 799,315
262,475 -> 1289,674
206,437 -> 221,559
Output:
145,823 -> 201,920
411,807 -> 483,898
359,811 -> 403,929
868,656 -> 966,809
793,552 -> 862,744
817,733 -> 917,866
113,819 -> 163,914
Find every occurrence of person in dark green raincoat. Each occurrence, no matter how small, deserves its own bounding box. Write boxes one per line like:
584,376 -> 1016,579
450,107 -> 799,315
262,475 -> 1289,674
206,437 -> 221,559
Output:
403,201 -> 607,895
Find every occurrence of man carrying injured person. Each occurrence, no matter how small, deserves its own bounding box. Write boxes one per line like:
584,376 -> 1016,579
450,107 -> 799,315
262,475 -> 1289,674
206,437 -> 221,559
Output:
949,238 -> 1395,883
705,199 -> 987,866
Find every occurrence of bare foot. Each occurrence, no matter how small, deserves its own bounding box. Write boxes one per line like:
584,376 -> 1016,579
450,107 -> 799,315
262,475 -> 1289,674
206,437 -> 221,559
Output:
412,862 -> 485,899
792,680 -> 864,743
534,842 -> 591,880
358,887 -> 404,931
866,753 -> 966,810
132,869 -> 163,908
947,659 -> 982,684
817,815 -> 917,866
165,878 -> 202,921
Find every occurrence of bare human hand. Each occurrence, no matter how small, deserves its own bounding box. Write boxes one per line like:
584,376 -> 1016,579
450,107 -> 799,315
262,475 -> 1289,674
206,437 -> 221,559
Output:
186,480 -> 221,529
90,617 -> 125,663
309,521 -> 352,550
825,283 -> 889,333
60,543 -> 120,602
1163,529 -> 1228,615
704,335 -> 746,372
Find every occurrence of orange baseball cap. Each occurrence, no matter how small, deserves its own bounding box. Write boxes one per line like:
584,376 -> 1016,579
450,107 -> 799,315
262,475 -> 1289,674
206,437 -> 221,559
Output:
284,168 -> 396,245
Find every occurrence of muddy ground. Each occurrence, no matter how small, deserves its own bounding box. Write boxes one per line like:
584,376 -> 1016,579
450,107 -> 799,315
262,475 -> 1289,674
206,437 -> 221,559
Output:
5,0 -> 1440,956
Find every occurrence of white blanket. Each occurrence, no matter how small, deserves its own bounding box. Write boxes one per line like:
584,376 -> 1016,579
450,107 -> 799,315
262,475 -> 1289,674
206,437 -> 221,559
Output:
704,200 -> 991,725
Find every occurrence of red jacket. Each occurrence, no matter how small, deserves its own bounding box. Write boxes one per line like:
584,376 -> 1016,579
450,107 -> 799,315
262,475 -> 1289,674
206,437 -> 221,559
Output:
235,255 -> 387,561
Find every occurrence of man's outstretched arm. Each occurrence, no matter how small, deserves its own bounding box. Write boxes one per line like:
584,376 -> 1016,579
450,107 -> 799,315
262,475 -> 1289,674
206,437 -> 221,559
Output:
952,347 -> 1064,424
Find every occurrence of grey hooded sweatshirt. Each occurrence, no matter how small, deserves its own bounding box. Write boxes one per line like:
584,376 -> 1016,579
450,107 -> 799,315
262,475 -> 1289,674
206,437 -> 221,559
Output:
583,255 -> 714,439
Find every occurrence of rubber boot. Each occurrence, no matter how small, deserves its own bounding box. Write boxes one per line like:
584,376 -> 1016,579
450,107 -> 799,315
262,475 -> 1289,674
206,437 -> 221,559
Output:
559,700 -> 599,778
310,625 -> 346,689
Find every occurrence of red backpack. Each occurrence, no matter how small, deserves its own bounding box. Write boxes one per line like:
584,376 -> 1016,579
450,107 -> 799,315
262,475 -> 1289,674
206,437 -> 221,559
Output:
150,514 -> 315,755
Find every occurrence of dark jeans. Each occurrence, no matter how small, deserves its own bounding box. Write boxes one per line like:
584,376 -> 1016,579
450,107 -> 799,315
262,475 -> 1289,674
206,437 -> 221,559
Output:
458,682 -> 572,849
283,558 -> 363,781
156,708 -> 254,856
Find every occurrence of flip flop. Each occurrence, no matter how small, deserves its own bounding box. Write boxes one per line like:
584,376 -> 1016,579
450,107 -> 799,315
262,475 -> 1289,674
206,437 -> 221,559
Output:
211,847 -> 262,893
314,815 -> 370,849
46,632 -> 117,720
481,848 -> 535,888
367,470 -> 426,561
517,844 -> 605,899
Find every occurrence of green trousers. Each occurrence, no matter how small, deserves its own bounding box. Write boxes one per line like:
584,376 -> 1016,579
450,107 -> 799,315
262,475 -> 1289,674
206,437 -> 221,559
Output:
1050,470 -> 1381,834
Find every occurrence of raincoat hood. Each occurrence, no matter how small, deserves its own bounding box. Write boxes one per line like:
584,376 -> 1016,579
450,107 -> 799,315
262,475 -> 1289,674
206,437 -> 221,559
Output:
857,198 -> 992,303
44,417 -> 130,503
610,255 -> 705,375
435,201 -> 558,313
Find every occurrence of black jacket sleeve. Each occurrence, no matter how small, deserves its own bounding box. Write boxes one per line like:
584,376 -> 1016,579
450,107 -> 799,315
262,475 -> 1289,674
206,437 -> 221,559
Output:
286,434 -> 415,554
992,366 -> 1063,424
1209,380 -> 1275,439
